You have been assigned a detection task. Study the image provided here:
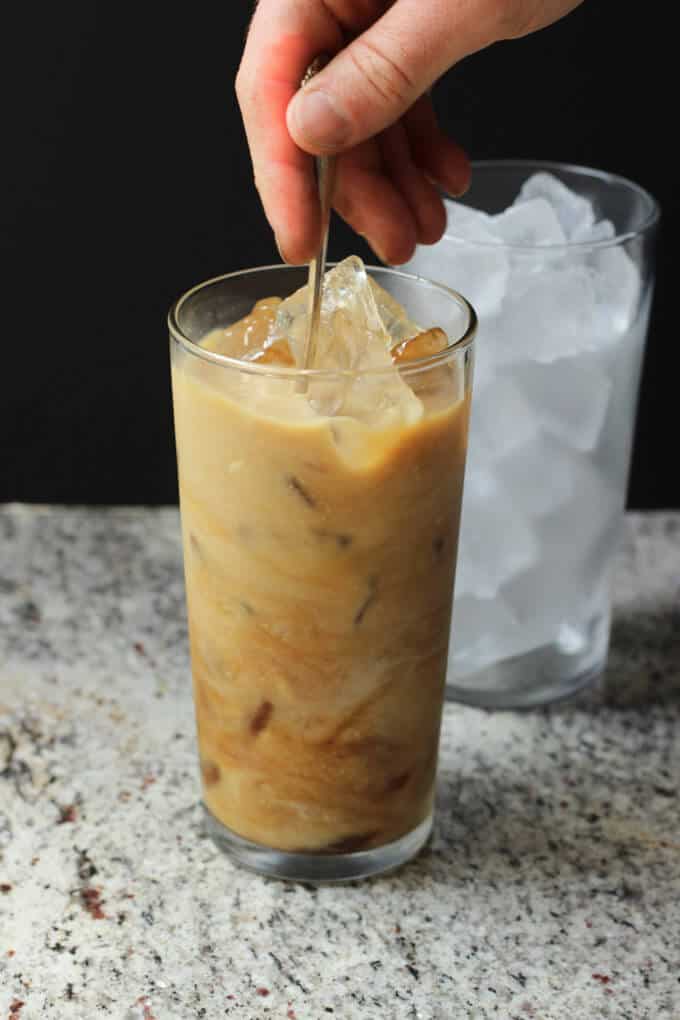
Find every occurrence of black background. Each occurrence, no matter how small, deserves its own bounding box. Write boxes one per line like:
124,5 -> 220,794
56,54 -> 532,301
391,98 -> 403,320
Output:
0,2 -> 673,507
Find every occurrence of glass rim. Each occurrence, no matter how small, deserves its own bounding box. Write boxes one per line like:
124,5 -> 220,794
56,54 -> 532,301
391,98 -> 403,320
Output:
439,158 -> 660,252
168,263 -> 477,380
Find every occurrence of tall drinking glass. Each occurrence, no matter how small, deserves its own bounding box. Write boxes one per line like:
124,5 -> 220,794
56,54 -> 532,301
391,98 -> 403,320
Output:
403,161 -> 659,708
169,265 -> 476,881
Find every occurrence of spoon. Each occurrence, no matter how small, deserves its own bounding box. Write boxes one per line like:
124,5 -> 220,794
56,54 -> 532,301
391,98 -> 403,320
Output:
299,56 -> 337,381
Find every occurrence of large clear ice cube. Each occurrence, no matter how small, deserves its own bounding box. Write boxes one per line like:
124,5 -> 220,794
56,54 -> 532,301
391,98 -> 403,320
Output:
493,197 -> 567,247
501,263 -> 599,363
272,256 -> 424,426
513,175 -> 641,335
517,171 -> 596,240
516,357 -> 612,451
272,256 -> 382,371
494,433 -> 575,518
449,593 -> 518,675
468,376 -> 536,460
589,245 -> 642,336
367,276 -> 422,345
455,469 -> 539,600
506,456 -> 623,623
572,217 -> 616,244
402,202 -> 510,320
447,202 -> 497,240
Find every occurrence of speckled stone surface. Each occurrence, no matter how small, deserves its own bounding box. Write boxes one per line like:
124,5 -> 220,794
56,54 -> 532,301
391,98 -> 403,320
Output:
1,506 -> 679,1020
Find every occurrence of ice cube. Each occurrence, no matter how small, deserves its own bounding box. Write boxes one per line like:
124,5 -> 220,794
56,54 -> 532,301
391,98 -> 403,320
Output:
516,171 -> 596,240
502,535 -> 613,646
200,297 -> 282,357
248,338 -> 295,366
469,322 -> 499,391
454,469 -> 539,600
588,244 -> 642,336
513,174 -> 640,339
571,217 -> 616,244
401,200 -> 509,319
498,563 -> 568,654
493,433 -> 575,518
546,456 -> 623,559
272,256 -> 385,371
446,201 -> 497,239
595,298 -> 650,479
516,356 -> 612,451
501,263 -> 599,363
390,327 -> 448,363
448,593 -> 518,676
498,466 -> 620,652
368,276 -> 422,345
550,209 -> 641,339
196,306 -> 317,422
515,456 -> 624,620
492,197 -> 567,246
272,256 -> 424,426
467,375 -> 536,460
449,584 -> 563,677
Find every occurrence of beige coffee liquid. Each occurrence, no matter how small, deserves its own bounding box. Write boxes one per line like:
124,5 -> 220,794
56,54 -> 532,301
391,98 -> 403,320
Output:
172,301 -> 469,852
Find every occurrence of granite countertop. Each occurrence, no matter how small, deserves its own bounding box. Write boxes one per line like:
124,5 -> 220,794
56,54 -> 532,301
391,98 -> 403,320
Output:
1,505 -> 678,1020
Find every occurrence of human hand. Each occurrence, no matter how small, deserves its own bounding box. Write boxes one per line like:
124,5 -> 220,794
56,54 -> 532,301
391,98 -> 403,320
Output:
236,0 -> 583,265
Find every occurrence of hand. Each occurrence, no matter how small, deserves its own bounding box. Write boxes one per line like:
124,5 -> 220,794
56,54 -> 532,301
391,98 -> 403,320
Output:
236,0 -> 583,265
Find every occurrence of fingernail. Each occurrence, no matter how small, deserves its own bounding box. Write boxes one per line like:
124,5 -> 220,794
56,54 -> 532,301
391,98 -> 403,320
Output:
451,163 -> 472,198
367,240 -> 391,266
451,176 -> 471,198
425,172 -> 467,200
289,89 -> 351,150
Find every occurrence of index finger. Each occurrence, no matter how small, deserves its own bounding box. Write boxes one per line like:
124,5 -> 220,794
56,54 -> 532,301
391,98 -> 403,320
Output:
235,2 -> 342,263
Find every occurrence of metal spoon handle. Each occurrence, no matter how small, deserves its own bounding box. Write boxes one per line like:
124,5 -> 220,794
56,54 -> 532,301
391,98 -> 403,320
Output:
303,153 -> 335,372
300,57 -> 336,376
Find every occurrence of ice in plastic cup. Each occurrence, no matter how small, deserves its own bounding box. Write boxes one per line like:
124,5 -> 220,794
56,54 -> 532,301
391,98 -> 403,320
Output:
168,263 -> 476,881
402,161 -> 660,709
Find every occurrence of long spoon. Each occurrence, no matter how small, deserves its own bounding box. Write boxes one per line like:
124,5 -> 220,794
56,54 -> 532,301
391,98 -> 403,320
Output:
299,57 -> 337,382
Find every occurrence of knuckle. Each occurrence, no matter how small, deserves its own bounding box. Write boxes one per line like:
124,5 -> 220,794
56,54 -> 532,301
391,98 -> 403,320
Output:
347,36 -> 415,109
488,0 -> 541,39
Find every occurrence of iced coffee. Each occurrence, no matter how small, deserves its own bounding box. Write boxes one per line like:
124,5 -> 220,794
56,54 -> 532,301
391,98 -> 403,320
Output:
170,258 -> 475,876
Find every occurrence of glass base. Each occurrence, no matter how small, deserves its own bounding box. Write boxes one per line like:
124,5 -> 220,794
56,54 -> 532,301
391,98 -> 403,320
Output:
202,806 -> 433,883
446,610 -> 610,709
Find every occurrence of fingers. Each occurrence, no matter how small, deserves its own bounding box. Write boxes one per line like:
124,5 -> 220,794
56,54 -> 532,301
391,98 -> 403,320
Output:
235,1 -> 342,262
331,106 -> 468,261
237,0 -> 584,263
238,41 -> 320,265
404,95 -> 471,198
379,122 -> 446,246
332,140 -> 418,265
286,0 -> 586,157
287,0 -> 492,155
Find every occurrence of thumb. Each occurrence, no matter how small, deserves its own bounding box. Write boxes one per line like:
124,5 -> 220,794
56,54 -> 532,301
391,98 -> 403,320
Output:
286,0 -> 492,155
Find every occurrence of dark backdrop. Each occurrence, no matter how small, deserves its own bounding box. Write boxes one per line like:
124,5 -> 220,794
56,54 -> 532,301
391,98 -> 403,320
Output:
0,2 -> 673,507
